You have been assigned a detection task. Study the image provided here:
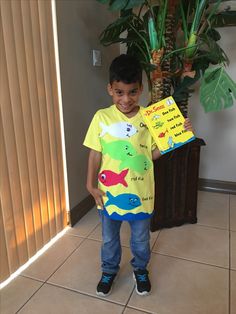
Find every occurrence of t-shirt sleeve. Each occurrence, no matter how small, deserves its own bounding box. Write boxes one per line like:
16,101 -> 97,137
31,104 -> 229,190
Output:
83,111 -> 102,152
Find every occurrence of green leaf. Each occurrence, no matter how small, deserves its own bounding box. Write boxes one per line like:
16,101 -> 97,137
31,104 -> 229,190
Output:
200,67 -> 236,112
148,16 -> 158,50
109,0 -> 129,11
99,15 -> 133,45
124,0 -> 146,10
173,70 -> 201,102
207,28 -> 221,42
97,0 -> 146,11
198,33 -> 229,66
96,0 -> 110,3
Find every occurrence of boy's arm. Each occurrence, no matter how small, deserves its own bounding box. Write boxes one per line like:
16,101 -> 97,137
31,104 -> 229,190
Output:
86,149 -> 105,208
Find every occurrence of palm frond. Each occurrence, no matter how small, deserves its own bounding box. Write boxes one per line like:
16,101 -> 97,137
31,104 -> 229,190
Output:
99,14 -> 134,46
96,0 -> 146,11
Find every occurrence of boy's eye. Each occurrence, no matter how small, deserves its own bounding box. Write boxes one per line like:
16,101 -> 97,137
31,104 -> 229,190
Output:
129,89 -> 138,96
115,90 -> 123,96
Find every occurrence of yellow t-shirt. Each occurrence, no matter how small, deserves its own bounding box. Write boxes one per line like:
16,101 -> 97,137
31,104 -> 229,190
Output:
83,105 -> 156,221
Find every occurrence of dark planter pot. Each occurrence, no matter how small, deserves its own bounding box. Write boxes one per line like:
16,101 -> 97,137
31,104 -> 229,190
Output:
150,138 -> 206,231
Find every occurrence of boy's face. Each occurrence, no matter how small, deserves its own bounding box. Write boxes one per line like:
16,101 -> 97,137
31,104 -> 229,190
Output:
107,81 -> 143,116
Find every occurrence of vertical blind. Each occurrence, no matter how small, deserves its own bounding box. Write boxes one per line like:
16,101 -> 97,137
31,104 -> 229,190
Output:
0,0 -> 67,283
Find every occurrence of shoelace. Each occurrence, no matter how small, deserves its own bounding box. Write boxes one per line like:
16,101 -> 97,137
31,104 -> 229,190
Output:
137,274 -> 147,282
101,275 -> 112,284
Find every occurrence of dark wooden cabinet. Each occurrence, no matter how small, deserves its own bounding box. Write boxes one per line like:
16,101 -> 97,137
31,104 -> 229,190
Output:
150,138 -> 206,231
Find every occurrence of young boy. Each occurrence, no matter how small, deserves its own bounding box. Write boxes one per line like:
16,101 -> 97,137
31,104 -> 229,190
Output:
83,54 -> 192,297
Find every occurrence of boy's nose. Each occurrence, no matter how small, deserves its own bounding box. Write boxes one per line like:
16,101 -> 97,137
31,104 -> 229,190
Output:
122,94 -> 130,103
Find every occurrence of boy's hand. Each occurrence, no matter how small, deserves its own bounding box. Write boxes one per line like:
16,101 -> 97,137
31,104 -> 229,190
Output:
152,148 -> 161,160
184,118 -> 194,132
89,187 -> 105,208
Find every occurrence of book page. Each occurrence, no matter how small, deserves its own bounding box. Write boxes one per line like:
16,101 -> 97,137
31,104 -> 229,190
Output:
141,96 -> 195,154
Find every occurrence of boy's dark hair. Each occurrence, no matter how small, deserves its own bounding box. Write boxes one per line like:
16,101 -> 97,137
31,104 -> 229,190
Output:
109,54 -> 142,85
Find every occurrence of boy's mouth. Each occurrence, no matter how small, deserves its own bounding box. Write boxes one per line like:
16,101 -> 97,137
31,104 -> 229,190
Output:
119,104 -> 134,112
120,104 -> 130,109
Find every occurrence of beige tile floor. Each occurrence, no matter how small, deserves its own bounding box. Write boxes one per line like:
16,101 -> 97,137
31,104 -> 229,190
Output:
1,191 -> 235,314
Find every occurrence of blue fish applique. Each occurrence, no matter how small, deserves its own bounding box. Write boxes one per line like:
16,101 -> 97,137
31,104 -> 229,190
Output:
105,191 -> 141,210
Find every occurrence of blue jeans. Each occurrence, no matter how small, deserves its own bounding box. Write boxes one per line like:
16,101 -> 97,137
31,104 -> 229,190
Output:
99,212 -> 151,274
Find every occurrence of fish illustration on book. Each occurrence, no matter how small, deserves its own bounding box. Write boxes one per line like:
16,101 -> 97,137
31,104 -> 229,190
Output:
101,138 -> 136,161
152,114 -> 161,120
99,122 -> 138,138
105,191 -> 141,210
98,169 -> 129,187
119,154 -> 151,174
158,129 -> 168,138
168,136 -> 175,148
153,121 -> 164,129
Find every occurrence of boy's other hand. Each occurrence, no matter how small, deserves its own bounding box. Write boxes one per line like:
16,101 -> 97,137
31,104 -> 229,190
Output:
184,118 -> 194,133
152,148 -> 161,160
89,187 -> 105,208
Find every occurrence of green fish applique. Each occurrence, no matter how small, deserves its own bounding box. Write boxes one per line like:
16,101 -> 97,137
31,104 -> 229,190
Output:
119,154 -> 152,174
101,138 -> 136,161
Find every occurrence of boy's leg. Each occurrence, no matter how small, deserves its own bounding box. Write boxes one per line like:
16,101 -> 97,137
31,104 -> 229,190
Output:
96,212 -> 122,296
129,218 -> 151,270
100,212 -> 122,274
129,218 -> 151,295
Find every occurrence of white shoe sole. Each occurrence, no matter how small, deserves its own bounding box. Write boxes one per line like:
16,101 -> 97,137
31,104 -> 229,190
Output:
96,288 -> 112,297
133,273 -> 151,296
96,273 -> 117,297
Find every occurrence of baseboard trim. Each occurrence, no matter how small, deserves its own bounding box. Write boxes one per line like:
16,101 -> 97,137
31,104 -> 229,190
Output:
198,178 -> 236,195
69,195 -> 95,227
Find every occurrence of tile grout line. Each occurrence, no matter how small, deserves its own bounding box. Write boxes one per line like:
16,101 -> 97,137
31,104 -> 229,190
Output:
121,287 -> 135,314
44,236 -> 88,283
67,220 -> 100,239
12,195 -> 233,314
44,281 -> 127,308
19,274 -> 44,283
196,222 -> 230,231
86,221 -> 101,238
15,281 -> 45,314
124,305 -> 155,314
23,236 -> 87,286
126,305 -> 157,314
151,251 -> 230,270
14,236 -> 88,313
150,229 -> 162,252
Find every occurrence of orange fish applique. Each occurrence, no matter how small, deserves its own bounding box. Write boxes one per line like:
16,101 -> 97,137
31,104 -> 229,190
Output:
158,129 -> 168,138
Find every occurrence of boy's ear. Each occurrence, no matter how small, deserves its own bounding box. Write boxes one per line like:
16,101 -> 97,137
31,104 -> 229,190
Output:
107,84 -> 113,96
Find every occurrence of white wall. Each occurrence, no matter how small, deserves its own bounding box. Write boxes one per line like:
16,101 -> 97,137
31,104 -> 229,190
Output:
56,0 -> 119,209
188,27 -> 236,182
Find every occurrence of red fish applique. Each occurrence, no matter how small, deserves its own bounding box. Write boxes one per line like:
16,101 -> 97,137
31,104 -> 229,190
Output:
98,169 -> 129,187
158,129 -> 168,138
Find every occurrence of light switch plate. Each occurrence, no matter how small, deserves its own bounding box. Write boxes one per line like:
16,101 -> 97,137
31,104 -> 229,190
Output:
92,50 -> 102,66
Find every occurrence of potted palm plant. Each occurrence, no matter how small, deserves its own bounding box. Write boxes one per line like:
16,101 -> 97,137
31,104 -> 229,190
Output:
97,0 -> 236,229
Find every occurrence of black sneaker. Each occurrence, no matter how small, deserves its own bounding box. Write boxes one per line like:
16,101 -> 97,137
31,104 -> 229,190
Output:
133,269 -> 151,296
96,272 -> 116,296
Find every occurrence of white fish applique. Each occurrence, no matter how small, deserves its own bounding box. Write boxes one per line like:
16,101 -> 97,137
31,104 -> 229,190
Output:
99,122 -> 138,138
